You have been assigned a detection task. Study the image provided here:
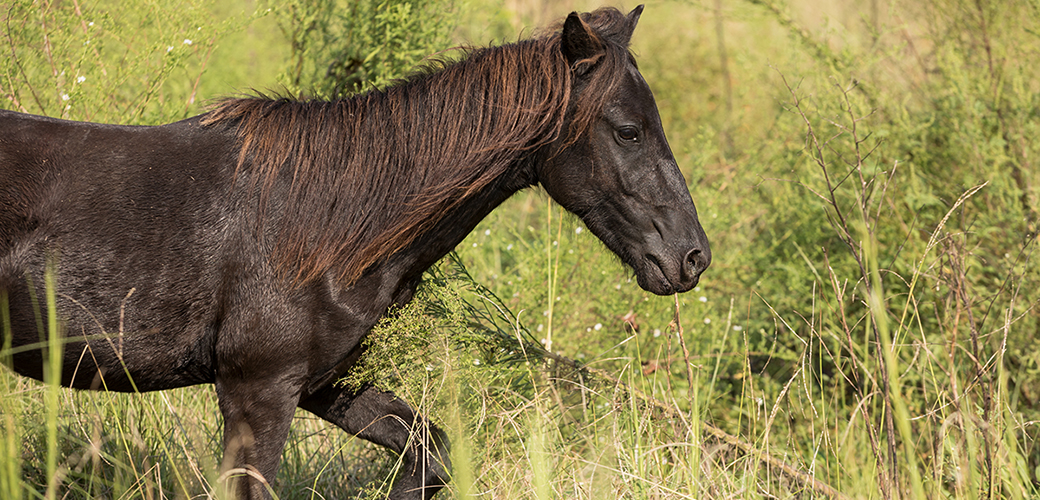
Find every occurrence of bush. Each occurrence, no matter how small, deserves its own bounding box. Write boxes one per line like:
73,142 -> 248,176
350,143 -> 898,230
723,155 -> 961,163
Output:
280,0 -> 456,98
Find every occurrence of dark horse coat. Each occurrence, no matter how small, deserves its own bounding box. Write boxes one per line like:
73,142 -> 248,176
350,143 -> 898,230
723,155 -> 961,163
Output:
0,7 -> 709,499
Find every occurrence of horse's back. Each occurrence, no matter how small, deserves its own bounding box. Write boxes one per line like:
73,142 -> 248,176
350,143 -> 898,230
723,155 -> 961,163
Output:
0,109 -> 235,278
0,109 -> 243,391
0,109 -> 69,255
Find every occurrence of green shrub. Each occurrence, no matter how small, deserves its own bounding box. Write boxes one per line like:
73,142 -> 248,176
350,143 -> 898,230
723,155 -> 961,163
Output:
280,0 -> 456,98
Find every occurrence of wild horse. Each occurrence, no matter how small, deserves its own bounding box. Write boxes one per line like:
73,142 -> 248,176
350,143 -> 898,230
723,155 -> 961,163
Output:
0,6 -> 709,499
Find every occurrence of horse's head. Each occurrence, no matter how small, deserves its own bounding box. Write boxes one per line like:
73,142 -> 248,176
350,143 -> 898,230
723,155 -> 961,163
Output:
538,6 -> 711,296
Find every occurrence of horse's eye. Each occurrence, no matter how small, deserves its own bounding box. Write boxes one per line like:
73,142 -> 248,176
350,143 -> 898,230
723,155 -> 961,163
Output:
617,127 -> 639,142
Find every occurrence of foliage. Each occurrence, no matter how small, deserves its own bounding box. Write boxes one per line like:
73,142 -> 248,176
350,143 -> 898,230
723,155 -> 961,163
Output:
280,0 -> 456,98
346,254 -> 545,404
450,0 -> 1040,497
0,0 -> 261,123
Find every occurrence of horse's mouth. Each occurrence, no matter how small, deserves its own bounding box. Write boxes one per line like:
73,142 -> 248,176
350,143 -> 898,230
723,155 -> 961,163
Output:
638,252 -> 703,296
639,254 -> 677,296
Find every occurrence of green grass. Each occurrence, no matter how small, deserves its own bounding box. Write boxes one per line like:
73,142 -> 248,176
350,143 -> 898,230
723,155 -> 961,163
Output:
4,0 -> 1040,498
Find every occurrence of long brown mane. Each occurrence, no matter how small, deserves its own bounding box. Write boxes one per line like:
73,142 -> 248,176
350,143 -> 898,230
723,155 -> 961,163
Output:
202,8 -> 634,287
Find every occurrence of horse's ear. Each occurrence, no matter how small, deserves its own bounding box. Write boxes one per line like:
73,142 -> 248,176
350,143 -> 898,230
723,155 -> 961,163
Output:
562,12 -> 602,74
621,5 -> 644,46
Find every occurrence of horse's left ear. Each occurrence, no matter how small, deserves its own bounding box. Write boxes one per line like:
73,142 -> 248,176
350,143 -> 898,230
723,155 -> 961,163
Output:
562,12 -> 603,74
620,5 -> 644,47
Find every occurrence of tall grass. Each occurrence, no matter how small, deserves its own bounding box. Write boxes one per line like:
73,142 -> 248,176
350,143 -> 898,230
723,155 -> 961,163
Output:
449,0 -> 1040,498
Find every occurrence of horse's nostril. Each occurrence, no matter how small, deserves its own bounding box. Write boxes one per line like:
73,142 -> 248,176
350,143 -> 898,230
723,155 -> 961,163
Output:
683,247 -> 706,278
684,248 -> 699,266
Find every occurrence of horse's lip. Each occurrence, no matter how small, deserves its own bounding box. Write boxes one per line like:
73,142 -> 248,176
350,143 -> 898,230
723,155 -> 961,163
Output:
640,254 -> 676,295
640,252 -> 703,295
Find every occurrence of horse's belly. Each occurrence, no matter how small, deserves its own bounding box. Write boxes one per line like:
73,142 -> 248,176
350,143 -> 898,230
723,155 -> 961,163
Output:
2,267 -> 219,393
6,320 -> 216,392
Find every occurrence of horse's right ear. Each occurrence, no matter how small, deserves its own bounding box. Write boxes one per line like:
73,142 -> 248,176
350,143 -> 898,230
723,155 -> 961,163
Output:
562,12 -> 603,75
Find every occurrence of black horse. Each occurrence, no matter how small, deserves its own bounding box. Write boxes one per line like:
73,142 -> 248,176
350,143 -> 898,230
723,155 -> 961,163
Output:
0,6 -> 709,499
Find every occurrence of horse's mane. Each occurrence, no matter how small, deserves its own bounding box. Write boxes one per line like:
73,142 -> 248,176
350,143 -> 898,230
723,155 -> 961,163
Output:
202,8 -> 634,287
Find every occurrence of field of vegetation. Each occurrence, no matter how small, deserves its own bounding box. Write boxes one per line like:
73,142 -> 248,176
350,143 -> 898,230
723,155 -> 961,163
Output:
3,0 -> 1039,498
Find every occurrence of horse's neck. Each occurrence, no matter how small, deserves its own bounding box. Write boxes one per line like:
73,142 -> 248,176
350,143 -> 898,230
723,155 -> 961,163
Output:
393,155 -> 538,280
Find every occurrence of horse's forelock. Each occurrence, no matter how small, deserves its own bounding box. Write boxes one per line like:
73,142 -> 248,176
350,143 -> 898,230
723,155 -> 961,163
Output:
202,8 -> 634,287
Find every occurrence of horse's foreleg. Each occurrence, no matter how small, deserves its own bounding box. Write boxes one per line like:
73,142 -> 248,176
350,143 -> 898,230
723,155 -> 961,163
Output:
299,382 -> 451,500
215,376 -> 300,500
